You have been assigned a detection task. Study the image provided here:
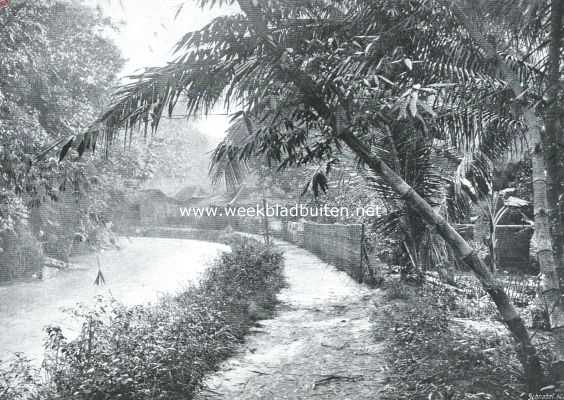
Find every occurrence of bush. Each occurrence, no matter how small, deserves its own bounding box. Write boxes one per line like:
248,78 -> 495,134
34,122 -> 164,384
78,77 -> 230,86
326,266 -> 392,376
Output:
4,236 -> 284,400
0,354 -> 40,400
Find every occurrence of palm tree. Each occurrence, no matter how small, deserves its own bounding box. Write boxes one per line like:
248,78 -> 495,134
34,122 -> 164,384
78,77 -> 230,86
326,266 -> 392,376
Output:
473,0 -> 564,285
443,0 -> 564,379
74,0 -> 552,388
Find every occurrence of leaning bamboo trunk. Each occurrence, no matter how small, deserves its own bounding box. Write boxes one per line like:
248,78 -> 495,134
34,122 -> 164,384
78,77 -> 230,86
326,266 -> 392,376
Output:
341,129 -> 544,389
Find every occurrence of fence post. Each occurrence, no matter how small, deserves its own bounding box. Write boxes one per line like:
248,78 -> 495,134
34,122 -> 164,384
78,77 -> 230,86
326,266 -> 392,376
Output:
262,198 -> 270,245
360,223 -> 365,282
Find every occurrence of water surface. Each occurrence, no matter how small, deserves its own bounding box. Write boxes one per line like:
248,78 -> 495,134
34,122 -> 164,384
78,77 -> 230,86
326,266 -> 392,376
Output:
0,237 -> 228,363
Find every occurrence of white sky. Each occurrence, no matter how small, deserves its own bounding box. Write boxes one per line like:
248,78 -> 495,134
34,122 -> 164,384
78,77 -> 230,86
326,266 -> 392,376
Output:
94,0 -> 238,144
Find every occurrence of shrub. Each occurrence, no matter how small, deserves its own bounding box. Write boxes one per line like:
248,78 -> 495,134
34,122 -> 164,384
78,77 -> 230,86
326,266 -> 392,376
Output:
0,354 -> 40,400
13,236 -> 284,400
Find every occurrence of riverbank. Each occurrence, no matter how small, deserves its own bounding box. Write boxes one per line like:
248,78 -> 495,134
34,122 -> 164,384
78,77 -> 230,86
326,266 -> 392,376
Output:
0,237 -> 228,363
1,235 -> 285,400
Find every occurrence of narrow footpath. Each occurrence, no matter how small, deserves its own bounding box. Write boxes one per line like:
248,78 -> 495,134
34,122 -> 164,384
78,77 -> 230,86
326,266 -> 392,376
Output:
197,241 -> 387,400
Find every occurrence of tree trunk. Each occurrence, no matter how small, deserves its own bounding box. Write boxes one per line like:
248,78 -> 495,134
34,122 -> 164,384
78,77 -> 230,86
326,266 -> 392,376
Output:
544,0 -> 564,379
446,0 -> 564,381
528,115 -> 564,378
543,0 -> 564,268
543,0 -> 564,293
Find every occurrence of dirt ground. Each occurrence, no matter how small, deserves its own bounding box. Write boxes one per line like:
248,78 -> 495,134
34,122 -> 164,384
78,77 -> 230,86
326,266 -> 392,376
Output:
196,241 -> 387,400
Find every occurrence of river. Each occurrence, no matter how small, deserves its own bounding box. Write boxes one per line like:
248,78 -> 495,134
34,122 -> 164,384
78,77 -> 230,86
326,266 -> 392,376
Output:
0,237 -> 228,364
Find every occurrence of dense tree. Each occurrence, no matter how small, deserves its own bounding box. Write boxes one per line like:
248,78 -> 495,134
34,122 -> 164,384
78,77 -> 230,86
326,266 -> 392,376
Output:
0,0 -> 124,274
77,0 -> 564,389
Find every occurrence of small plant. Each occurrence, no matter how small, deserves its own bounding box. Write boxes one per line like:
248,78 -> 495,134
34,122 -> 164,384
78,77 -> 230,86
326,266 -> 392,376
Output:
0,354 -> 40,400
476,189 -> 530,273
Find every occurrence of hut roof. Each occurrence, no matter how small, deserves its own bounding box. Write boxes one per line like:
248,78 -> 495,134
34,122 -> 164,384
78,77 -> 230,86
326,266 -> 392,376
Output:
175,185 -> 210,201
133,189 -> 181,205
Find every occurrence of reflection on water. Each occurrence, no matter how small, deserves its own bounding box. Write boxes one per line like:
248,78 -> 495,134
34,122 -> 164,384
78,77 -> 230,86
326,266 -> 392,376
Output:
0,237 -> 228,364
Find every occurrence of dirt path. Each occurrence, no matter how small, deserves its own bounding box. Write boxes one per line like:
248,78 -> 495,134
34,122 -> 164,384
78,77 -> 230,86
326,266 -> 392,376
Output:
197,241 -> 387,400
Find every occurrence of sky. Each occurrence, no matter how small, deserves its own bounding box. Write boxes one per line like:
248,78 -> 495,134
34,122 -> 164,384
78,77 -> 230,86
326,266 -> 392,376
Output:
94,0 -> 238,144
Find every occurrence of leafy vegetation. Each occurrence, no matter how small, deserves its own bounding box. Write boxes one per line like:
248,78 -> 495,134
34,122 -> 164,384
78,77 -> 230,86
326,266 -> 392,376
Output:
0,1 -> 215,281
0,0 -> 125,280
375,281 -> 556,399
82,0 -> 564,388
4,0 -> 564,395
0,236 -> 285,400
